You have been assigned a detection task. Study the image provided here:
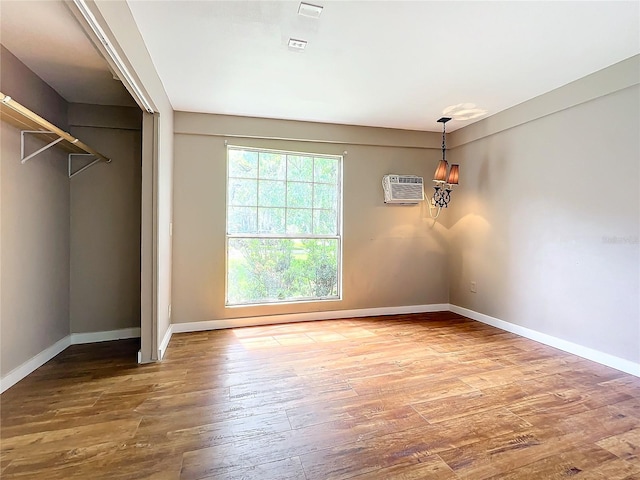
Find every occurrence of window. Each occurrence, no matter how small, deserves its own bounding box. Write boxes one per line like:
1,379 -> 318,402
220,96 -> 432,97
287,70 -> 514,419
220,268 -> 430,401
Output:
226,146 -> 342,306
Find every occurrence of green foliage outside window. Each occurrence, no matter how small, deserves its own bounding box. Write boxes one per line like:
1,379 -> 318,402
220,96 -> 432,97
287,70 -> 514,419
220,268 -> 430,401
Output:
227,238 -> 338,304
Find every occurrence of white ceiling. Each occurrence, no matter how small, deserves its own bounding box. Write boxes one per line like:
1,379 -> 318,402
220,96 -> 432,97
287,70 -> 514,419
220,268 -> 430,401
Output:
127,0 -> 639,131
1,1 -> 638,132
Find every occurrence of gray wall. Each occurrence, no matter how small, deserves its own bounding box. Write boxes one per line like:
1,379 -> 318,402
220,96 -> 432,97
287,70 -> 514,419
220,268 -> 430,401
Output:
68,104 -> 142,334
172,113 -> 449,325
0,49 -> 71,377
448,57 -> 639,364
0,46 -> 68,130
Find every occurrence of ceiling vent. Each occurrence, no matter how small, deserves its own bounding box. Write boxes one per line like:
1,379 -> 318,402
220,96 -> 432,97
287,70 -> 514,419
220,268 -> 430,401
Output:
298,2 -> 323,18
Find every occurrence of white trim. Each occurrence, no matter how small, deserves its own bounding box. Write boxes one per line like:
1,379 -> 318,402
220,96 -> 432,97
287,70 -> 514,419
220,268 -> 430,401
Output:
72,0 -> 155,114
4,303 -> 637,395
158,324 -> 173,360
171,304 -> 448,333
70,327 -> 141,345
450,305 -> 640,378
1,327 -> 142,393
0,336 -> 71,393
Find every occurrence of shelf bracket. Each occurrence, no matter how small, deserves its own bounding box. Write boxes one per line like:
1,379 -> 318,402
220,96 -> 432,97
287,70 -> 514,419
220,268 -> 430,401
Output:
68,153 -> 109,178
3,92 -> 111,170
20,130 -> 64,164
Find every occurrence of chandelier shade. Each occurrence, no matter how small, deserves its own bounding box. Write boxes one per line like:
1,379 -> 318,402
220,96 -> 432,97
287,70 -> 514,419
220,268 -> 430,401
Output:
433,160 -> 448,182
446,164 -> 459,185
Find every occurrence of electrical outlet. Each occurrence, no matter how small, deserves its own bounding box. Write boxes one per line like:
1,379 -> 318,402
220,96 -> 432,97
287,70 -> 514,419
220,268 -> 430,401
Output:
470,281 -> 477,293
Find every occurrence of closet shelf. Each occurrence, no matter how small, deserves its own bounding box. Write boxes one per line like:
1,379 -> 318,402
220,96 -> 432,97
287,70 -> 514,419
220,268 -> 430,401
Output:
0,91 -> 110,176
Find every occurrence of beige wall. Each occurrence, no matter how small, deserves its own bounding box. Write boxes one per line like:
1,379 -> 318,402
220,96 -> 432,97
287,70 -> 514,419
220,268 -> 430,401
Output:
172,113 -> 449,325
69,104 -> 142,334
448,57 -> 639,363
0,50 -> 71,376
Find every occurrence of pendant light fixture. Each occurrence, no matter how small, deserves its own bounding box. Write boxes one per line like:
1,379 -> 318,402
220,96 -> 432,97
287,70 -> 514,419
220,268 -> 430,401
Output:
428,117 -> 459,218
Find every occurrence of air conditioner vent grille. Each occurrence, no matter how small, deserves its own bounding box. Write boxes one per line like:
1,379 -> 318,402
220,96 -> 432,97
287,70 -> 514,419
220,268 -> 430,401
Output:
382,174 -> 424,204
398,176 -> 422,184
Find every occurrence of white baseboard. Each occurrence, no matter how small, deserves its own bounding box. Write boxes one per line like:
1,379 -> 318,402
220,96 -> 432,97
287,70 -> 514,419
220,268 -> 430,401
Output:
70,327 -> 141,345
171,303 -> 449,333
171,304 -> 638,377
450,305 -> 640,378
1,327 -> 141,393
4,303 -> 637,395
158,325 -> 173,360
0,336 -> 71,393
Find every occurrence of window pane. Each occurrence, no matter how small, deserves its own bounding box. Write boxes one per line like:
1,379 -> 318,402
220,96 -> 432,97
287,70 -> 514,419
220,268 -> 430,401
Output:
258,180 -> 285,207
286,208 -> 312,234
228,178 -> 257,206
227,238 -> 339,305
287,182 -> 312,208
258,207 -> 285,234
229,149 -> 258,178
259,152 -> 286,180
313,183 -> 336,210
287,155 -> 313,182
314,157 -> 338,184
313,209 -> 337,235
228,206 -> 257,234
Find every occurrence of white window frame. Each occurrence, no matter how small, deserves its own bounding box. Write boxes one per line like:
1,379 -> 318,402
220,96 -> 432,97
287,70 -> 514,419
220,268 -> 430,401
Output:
225,145 -> 343,307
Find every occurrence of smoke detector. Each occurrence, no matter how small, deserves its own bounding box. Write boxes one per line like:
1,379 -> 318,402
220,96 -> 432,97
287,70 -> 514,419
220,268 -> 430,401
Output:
288,38 -> 308,50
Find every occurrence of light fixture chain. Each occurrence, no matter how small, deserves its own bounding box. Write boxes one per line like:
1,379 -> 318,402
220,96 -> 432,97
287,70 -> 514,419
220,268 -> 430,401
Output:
442,121 -> 446,162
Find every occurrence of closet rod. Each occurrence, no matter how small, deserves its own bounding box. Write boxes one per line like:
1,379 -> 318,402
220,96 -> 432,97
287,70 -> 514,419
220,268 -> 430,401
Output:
0,92 -> 110,163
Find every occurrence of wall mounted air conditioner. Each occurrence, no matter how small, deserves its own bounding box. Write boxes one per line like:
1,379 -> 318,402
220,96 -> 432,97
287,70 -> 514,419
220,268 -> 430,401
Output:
382,174 -> 424,204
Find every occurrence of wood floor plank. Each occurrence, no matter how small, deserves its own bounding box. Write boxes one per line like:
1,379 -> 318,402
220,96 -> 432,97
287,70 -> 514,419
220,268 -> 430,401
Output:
506,390 -> 593,424
482,444 -> 620,480
134,387 -> 230,415
350,373 -> 478,403
597,428 -> 640,466
1,418 -> 141,463
411,383 -> 532,423
285,392 -> 407,429
1,441 -> 123,478
163,409 -> 293,452
1,313 -> 638,479
555,404 -> 640,444
180,424 -> 356,479
437,427 -> 578,479
1,410 -> 141,440
348,455 -> 457,480
298,428 -> 436,480
199,456 -> 306,480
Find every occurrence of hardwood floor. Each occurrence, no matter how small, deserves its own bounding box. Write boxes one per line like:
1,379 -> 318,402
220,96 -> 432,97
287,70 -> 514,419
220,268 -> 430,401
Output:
1,312 -> 639,479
